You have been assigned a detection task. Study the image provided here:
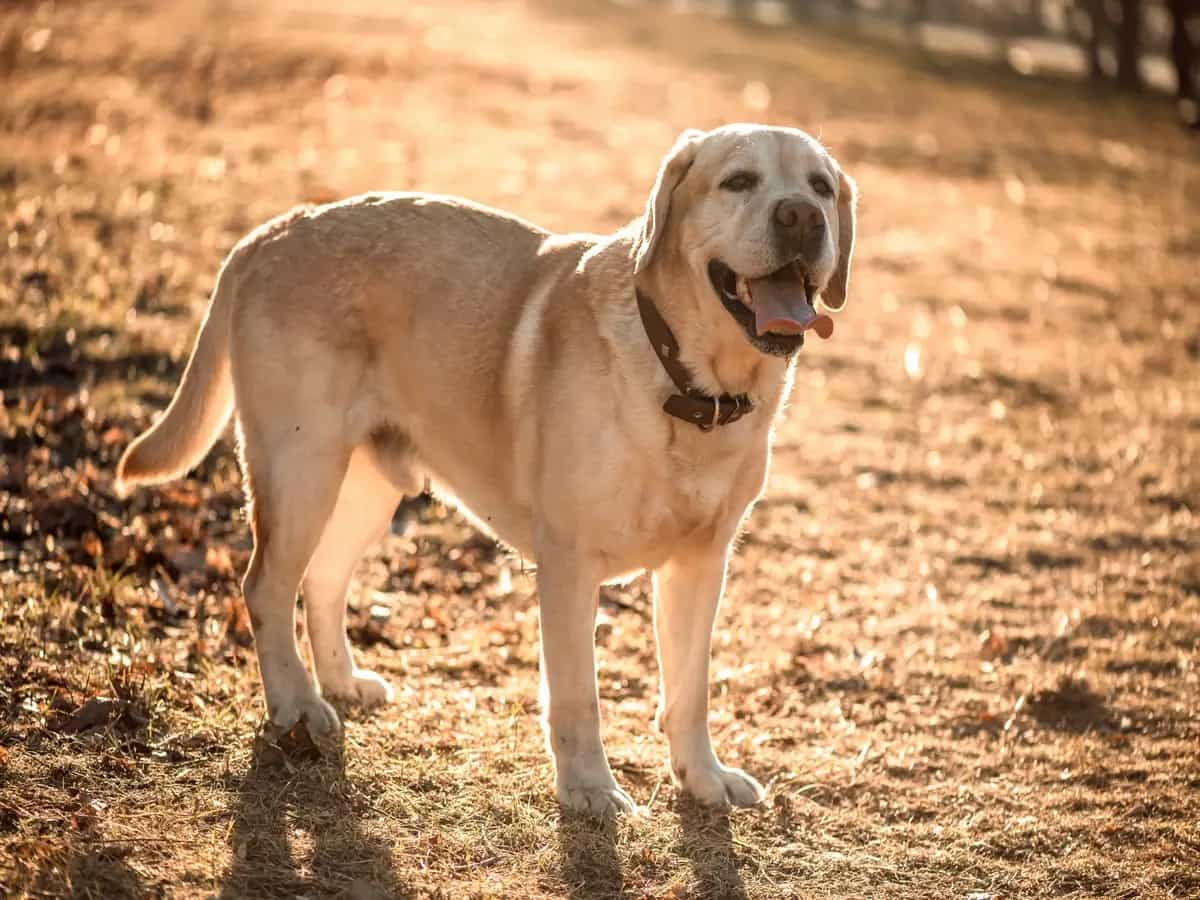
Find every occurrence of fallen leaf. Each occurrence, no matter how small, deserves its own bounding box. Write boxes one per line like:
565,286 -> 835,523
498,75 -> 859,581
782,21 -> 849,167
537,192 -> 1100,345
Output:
205,544 -> 234,577
81,530 -> 102,559
52,696 -> 120,734
100,425 -> 126,446
980,629 -> 1008,660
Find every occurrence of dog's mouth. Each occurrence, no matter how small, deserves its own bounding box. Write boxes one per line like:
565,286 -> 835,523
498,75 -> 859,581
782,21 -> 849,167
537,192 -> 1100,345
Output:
708,259 -> 834,357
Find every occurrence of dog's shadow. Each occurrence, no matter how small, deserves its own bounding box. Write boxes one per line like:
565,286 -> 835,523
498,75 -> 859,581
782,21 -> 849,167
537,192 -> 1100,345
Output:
558,813 -> 624,899
556,795 -> 748,899
675,798 -> 749,900
220,725 -> 410,899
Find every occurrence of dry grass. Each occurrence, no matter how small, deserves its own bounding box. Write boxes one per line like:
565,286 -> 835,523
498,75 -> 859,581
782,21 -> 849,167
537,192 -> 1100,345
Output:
1,0 -> 1198,897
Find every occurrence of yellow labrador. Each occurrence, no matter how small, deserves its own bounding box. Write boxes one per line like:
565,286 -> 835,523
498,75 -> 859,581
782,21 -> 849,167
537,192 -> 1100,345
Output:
119,123 -> 857,815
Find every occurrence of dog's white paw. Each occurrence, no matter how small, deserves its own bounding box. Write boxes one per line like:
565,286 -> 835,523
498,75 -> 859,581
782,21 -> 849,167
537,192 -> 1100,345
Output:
321,669 -> 395,708
677,762 -> 765,809
558,776 -> 640,818
268,690 -> 342,737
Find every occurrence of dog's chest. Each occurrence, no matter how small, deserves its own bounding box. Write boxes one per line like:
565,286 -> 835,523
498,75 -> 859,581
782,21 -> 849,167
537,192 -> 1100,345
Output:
592,438 -> 761,572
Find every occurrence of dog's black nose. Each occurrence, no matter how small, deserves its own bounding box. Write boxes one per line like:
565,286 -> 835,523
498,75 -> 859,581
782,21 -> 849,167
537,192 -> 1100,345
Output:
774,197 -> 823,234
774,197 -> 825,258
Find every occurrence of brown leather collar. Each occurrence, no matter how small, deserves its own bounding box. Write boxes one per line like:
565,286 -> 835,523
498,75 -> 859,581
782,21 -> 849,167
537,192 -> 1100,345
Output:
635,289 -> 753,432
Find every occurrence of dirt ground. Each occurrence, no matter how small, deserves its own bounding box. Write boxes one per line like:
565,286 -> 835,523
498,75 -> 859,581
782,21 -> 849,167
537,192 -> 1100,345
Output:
1,0 -> 1198,897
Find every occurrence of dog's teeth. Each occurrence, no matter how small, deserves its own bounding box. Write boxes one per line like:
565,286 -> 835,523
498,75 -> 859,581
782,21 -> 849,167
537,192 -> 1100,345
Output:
736,276 -> 753,307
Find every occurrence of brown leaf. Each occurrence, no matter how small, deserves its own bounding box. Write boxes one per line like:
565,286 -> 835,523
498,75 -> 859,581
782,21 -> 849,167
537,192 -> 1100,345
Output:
205,544 -> 233,577
100,425 -> 126,446
221,594 -> 253,644
52,696 -> 120,734
161,483 -> 201,509
72,801 -> 101,832
80,530 -> 102,559
980,629 -> 1008,661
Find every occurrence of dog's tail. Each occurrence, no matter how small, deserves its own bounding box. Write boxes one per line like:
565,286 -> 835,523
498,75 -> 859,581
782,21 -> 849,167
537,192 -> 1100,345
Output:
116,260 -> 237,493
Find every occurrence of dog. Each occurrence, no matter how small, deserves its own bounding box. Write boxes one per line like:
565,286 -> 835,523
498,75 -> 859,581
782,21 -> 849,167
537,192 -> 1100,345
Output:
118,123 -> 857,815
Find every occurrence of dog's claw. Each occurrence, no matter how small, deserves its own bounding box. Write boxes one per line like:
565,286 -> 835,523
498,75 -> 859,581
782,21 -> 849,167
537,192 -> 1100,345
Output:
680,764 -> 765,809
320,669 -> 395,708
268,692 -> 342,738
559,781 -> 641,818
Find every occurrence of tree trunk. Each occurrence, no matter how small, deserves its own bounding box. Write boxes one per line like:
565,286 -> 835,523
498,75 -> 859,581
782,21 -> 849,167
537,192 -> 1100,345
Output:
1084,0 -> 1107,80
1026,0 -> 1045,32
1166,0 -> 1197,102
1115,0 -> 1143,89
908,0 -> 929,38
731,0 -> 756,20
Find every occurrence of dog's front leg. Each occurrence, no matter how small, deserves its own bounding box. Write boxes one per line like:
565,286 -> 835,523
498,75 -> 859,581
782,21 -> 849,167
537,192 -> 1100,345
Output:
536,546 -> 637,817
655,543 -> 765,809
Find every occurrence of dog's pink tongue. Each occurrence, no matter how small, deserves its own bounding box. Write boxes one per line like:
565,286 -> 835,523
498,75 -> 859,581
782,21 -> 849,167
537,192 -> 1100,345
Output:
750,277 -> 834,340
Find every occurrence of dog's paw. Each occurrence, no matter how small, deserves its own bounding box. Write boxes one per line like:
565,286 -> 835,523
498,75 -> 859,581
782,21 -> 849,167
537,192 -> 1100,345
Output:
678,763 -> 765,809
558,778 -> 641,818
268,691 -> 341,738
321,669 -> 395,708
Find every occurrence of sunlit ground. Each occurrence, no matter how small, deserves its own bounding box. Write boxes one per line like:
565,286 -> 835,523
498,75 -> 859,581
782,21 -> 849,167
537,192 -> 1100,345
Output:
1,0 -> 1198,897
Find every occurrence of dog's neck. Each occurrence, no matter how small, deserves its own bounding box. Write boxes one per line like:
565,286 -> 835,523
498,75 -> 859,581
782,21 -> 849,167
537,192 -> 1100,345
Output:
635,288 -> 757,430
635,268 -> 790,406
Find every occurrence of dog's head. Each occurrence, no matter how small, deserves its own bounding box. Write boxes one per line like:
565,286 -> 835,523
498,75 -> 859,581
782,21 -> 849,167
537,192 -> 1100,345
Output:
633,124 -> 857,358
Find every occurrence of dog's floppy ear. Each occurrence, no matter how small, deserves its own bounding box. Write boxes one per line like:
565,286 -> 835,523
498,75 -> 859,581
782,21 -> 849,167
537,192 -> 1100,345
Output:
821,169 -> 857,311
633,128 -> 705,275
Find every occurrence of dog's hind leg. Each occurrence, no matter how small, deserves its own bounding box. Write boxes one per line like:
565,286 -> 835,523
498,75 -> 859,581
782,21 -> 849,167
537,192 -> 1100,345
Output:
239,418 -> 351,736
302,443 -> 404,708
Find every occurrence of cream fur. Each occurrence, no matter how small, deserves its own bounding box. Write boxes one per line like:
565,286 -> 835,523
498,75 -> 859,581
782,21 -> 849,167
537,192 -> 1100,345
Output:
118,124 -> 857,815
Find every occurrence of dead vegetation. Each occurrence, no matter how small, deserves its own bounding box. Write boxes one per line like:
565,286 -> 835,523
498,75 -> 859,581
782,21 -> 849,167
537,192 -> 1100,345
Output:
1,0 -> 1198,897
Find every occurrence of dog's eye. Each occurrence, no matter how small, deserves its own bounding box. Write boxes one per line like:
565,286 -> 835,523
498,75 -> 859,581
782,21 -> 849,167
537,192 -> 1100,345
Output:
720,171 -> 760,192
810,175 -> 834,198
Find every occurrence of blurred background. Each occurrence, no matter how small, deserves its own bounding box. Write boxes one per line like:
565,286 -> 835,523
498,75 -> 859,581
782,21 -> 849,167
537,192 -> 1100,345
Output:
694,0 -> 1200,127
1,1 -> 1197,898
